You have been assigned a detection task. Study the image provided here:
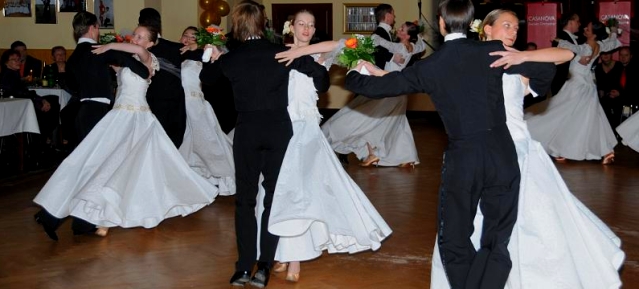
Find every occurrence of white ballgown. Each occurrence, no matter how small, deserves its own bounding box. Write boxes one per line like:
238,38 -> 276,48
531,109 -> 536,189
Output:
321,36 -> 426,166
178,60 -> 235,195
430,74 -> 625,289
616,111 -> 639,152
33,56 -> 219,229
524,35 -> 621,160
257,54 -> 392,262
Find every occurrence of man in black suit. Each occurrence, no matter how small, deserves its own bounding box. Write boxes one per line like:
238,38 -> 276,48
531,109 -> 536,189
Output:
372,4 -> 395,69
200,2 -> 329,287
138,8 -> 187,148
550,12 -> 581,96
618,47 -> 637,110
10,41 -> 43,81
34,11 -> 150,241
345,0 -> 554,288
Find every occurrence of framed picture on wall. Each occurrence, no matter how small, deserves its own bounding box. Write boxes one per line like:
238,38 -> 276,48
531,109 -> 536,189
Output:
35,0 -> 56,24
59,0 -> 86,12
343,3 -> 379,33
95,0 -> 113,28
3,0 -> 32,17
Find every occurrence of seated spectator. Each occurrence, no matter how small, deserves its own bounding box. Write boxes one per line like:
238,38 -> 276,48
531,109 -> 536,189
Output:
526,42 -> 538,51
618,47 -> 638,118
46,46 -> 67,89
595,50 -> 624,130
1,50 -> 60,146
10,41 -> 43,81
45,46 -> 79,149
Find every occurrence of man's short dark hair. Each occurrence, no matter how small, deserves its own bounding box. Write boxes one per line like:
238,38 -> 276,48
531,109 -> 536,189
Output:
438,0 -> 474,34
559,12 -> 578,29
72,11 -> 99,42
10,41 -> 26,50
139,8 -> 162,34
374,4 -> 393,24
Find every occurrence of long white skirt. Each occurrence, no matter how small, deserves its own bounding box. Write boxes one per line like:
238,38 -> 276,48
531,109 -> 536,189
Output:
321,95 -> 419,166
34,108 -> 218,228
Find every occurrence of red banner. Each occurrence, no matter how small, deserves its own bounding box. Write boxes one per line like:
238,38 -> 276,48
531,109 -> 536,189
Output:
526,2 -> 559,49
597,1 -> 632,48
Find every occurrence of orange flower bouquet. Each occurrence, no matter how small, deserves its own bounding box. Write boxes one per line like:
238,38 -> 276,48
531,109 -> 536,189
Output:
196,25 -> 228,61
336,34 -> 375,70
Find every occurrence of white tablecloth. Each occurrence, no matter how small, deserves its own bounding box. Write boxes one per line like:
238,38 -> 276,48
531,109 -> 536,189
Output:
31,88 -> 73,111
0,98 -> 40,137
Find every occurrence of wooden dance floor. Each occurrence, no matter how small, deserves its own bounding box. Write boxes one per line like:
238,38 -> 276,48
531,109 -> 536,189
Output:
1,116 -> 637,289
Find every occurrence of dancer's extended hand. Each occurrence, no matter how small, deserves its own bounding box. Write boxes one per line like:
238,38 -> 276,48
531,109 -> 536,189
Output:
489,45 -> 525,69
352,61 -> 387,77
204,44 -> 223,63
91,44 -> 112,55
180,43 -> 198,54
275,44 -> 302,66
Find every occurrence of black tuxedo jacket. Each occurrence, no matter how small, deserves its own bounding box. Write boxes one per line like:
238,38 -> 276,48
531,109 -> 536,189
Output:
200,39 -> 330,112
66,42 -> 149,102
346,38 -> 555,139
373,26 -> 393,69
551,30 -> 578,94
147,38 -> 185,101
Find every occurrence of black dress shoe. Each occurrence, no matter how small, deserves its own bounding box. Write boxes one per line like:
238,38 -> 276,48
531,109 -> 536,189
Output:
249,262 -> 271,288
34,210 -> 60,241
338,153 -> 349,165
230,270 -> 251,287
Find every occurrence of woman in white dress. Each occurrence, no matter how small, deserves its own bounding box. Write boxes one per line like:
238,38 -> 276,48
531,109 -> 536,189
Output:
429,10 -> 624,289
524,20 -> 621,164
178,26 -> 235,195
33,25 -> 219,237
616,111 -> 639,152
258,10 -> 393,282
318,22 -> 426,167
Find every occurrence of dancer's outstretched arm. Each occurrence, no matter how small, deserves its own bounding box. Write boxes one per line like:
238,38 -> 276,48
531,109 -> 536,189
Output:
92,43 -> 151,65
275,40 -> 342,66
371,34 -> 426,55
490,46 -> 575,69
92,43 -> 154,78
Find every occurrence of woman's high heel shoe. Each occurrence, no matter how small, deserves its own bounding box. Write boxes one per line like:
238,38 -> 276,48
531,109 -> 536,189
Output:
95,227 -> 109,237
360,155 -> 380,167
273,262 -> 288,273
398,162 -> 415,168
285,261 -> 300,282
602,152 -> 615,165
285,272 -> 300,283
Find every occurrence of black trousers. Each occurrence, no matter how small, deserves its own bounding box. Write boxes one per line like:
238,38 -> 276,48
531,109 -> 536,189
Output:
233,109 -> 293,272
60,97 -> 81,147
75,100 -> 110,142
437,124 -> 520,289
148,98 -> 186,148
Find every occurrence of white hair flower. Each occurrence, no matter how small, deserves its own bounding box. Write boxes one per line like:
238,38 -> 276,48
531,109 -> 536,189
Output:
469,19 -> 482,33
283,21 -> 292,35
